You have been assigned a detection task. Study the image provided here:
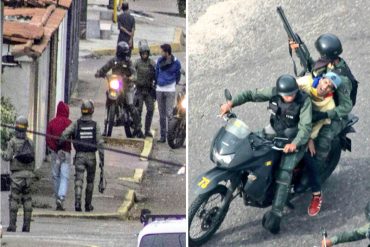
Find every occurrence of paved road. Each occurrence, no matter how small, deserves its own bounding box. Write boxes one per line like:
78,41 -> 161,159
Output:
188,0 -> 370,246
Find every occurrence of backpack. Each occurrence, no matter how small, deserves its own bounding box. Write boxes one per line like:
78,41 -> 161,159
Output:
14,140 -> 35,164
332,62 -> 359,107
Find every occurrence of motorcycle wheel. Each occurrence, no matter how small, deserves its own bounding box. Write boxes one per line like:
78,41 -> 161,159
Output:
320,137 -> 342,183
107,105 -> 116,137
167,117 -> 186,149
188,185 -> 229,246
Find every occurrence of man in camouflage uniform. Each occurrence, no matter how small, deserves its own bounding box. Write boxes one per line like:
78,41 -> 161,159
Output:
59,100 -> 104,212
134,40 -> 156,137
220,75 -> 312,234
322,200 -> 370,246
1,116 -> 35,232
291,34 -> 356,180
95,41 -> 144,138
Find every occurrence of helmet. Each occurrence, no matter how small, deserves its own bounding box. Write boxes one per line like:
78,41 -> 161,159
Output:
116,41 -> 130,62
138,40 -> 150,56
276,75 -> 299,96
81,100 -> 94,115
315,33 -> 343,60
365,200 -> 370,221
15,116 -> 28,132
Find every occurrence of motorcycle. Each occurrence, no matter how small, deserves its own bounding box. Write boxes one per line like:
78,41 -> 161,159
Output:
168,85 -> 186,149
188,89 -> 358,246
103,74 -> 136,138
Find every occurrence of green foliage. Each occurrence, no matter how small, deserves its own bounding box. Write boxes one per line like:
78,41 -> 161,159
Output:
1,96 -> 17,150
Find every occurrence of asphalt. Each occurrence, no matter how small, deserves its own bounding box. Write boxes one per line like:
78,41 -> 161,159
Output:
188,0 -> 370,246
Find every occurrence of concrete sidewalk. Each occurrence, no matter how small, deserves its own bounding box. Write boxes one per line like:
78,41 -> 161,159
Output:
80,0 -> 186,58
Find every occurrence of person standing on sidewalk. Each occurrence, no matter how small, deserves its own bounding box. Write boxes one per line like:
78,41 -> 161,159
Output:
46,101 -> 72,211
134,40 -> 156,137
59,100 -> 104,212
155,44 -> 182,143
1,116 -> 35,232
117,2 -> 135,57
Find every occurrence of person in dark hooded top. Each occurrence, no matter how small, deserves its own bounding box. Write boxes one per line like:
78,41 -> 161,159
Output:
46,101 -> 72,211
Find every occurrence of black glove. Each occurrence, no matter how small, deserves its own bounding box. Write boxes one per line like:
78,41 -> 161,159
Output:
312,111 -> 328,123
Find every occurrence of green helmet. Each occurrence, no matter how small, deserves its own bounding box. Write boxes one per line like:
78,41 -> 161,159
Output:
365,200 -> 370,221
81,100 -> 94,115
276,75 -> 298,96
139,40 -> 150,55
15,116 -> 28,132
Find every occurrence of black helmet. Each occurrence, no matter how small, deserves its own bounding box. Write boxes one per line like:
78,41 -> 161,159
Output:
276,75 -> 298,96
315,33 -> 343,60
15,116 -> 28,132
139,40 -> 150,56
81,100 -> 94,115
116,41 -> 130,62
365,200 -> 370,221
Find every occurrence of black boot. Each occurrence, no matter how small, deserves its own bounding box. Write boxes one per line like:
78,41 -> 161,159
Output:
85,204 -> 94,212
75,202 -> 82,212
7,210 -> 17,232
262,211 -> 281,234
22,211 -> 32,232
145,131 -> 153,137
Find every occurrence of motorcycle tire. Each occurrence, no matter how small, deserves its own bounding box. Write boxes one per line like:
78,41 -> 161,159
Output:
107,105 -> 116,137
168,118 -> 186,149
188,185 -> 229,246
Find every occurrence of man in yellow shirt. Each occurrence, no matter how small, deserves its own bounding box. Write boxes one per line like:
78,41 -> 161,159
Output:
297,72 -> 342,216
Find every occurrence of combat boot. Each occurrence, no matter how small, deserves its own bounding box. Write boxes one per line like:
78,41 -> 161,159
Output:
22,211 -> 32,232
75,202 -> 82,212
85,204 -> 94,212
7,210 -> 17,232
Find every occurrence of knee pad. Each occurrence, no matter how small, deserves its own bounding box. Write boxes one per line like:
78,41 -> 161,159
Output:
276,169 -> 292,185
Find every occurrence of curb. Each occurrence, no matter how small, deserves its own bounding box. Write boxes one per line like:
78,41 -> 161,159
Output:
117,189 -> 136,220
103,136 -> 144,149
119,168 -> 144,183
140,130 -> 155,161
21,190 -> 136,220
88,28 -> 185,57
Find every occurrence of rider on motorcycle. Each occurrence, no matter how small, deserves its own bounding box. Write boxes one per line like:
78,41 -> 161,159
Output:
220,74 -> 312,234
95,41 -> 144,138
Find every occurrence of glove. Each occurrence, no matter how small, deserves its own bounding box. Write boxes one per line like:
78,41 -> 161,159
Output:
312,111 -> 328,123
95,71 -> 102,78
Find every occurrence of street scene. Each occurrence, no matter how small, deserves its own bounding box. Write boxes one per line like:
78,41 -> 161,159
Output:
1,0 -> 186,246
188,0 -> 369,246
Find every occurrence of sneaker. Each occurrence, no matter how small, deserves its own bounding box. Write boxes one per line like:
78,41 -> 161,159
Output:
56,198 -> 65,211
308,194 -> 323,216
158,137 -> 166,143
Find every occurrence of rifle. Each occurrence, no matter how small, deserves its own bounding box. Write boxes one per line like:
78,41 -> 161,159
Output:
277,6 -> 313,76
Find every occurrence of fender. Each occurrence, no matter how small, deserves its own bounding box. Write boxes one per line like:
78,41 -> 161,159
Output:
193,167 -> 236,196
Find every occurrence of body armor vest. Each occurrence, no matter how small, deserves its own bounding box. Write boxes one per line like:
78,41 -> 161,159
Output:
73,120 -> 97,152
268,91 -> 308,137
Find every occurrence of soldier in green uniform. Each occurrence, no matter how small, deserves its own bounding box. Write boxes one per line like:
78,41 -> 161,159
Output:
134,40 -> 156,137
291,34 -> 356,180
322,201 -> 370,246
95,41 -> 144,138
1,116 -> 35,232
59,100 -> 104,212
220,75 -> 312,234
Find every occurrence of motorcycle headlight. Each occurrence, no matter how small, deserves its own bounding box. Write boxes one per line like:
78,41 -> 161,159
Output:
109,79 -> 120,90
181,97 -> 187,109
213,151 -> 235,165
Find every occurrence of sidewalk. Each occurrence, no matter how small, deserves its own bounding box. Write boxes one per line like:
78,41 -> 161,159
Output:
79,0 -> 186,58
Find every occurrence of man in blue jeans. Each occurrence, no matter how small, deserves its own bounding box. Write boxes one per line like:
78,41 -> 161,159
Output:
155,44 -> 181,142
46,101 -> 72,211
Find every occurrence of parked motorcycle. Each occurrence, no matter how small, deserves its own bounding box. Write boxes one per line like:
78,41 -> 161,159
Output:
103,74 -> 136,138
188,89 -> 358,246
168,85 -> 186,149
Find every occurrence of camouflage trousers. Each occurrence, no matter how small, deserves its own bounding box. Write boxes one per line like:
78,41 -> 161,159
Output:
8,176 -> 33,229
271,147 -> 306,217
74,153 -> 96,207
330,223 -> 370,245
136,89 -> 155,133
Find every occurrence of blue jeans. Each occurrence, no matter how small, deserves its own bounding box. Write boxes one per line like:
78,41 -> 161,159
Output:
50,150 -> 71,201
